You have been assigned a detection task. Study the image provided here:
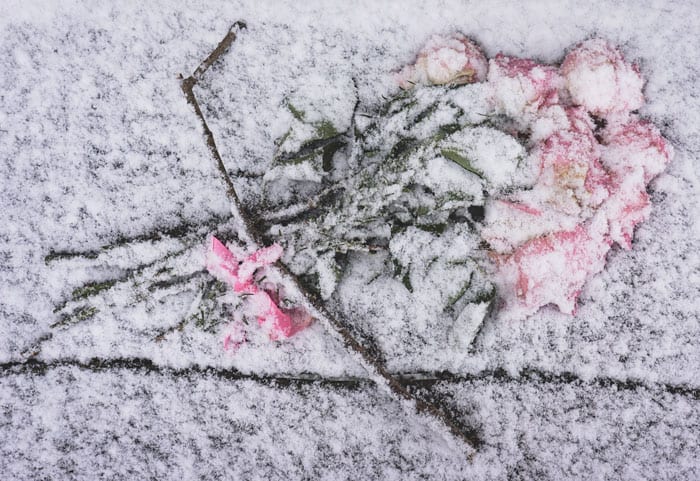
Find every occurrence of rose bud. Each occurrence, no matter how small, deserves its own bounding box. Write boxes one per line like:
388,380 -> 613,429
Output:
396,33 -> 488,88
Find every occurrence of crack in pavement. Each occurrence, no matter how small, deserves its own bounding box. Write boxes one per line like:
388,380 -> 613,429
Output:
1,357 -> 698,401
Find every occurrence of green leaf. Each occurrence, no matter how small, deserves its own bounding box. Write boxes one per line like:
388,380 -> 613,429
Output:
440,148 -> 484,179
435,123 -> 462,139
379,91 -> 414,116
275,128 -> 291,148
415,205 -> 430,217
472,285 -> 496,305
446,273 -> 473,310
51,305 -> 99,329
275,150 -> 318,166
413,102 -> 438,124
287,103 -> 306,121
389,137 -> 418,160
315,120 -> 338,140
416,223 -> 447,235
401,271 -> 413,293
71,279 -> 117,301
392,258 -> 413,293
322,139 -> 346,172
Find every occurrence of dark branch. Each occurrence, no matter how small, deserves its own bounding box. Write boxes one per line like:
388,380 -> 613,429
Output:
192,21 -> 247,82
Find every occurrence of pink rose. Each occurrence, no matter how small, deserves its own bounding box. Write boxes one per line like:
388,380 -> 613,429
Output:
493,217 -> 611,320
602,172 -> 651,249
396,33 -> 488,88
487,54 -> 564,119
561,38 -> 644,117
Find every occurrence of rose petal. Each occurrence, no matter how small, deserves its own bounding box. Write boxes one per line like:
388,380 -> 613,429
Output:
206,236 -> 243,290
223,320 -> 247,352
207,238 -> 313,341
482,199 -> 580,254
526,108 -> 610,214
604,173 -> 650,249
600,117 -> 673,182
252,291 -> 313,340
236,243 -> 283,288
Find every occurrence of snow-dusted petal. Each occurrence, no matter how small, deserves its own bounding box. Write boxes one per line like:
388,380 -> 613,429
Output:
493,217 -> 611,320
481,199 -> 579,254
205,237 -> 312,341
561,38 -> 644,117
600,116 -> 673,182
603,171 -> 651,249
396,33 -> 488,88
487,53 -> 564,120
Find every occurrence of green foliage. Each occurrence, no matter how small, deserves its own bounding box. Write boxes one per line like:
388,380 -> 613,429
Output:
446,275 -> 473,310
392,258 -> 413,293
71,280 -> 118,301
315,120 -> 338,140
287,103 -> 306,121
262,83 -> 498,322
51,305 -> 98,329
440,149 -> 484,179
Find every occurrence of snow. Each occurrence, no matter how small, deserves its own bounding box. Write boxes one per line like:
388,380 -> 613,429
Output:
1,0 -> 699,479
1,364 -> 698,480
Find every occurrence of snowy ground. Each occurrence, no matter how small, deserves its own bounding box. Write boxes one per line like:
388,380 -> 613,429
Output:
1,1 -> 699,479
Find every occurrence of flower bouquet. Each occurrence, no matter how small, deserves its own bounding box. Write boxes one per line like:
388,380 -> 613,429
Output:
42,26 -> 673,452
217,34 -> 671,354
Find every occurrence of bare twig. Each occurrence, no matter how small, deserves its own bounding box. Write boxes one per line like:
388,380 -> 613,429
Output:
179,22 -> 481,453
192,21 -> 247,82
179,22 -> 255,244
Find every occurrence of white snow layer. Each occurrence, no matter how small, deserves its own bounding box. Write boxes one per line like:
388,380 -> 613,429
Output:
0,0 -> 699,479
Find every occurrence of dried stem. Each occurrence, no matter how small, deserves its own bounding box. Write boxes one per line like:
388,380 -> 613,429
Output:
179,21 -> 481,452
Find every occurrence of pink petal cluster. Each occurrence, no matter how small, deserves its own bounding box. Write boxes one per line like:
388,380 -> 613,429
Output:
206,236 -> 313,346
391,35 -> 672,320
491,111 -> 671,320
396,33 -> 488,89
561,38 -> 644,118
492,216 -> 611,317
598,118 -> 673,249
487,54 -> 564,119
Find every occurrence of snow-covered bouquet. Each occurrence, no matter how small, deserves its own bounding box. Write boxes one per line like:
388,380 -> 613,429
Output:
211,34 -> 671,350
